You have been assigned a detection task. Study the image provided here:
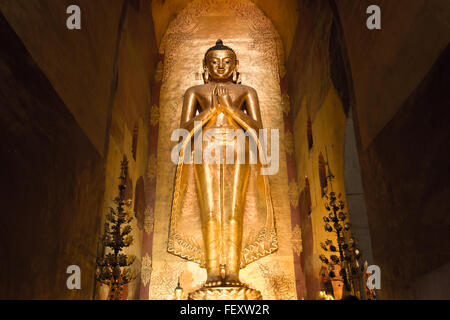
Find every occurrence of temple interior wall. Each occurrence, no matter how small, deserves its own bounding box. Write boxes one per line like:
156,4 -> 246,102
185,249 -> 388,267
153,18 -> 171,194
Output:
0,11 -> 105,299
357,47 -> 450,299
292,86 -> 349,299
150,0 -> 299,57
94,2 -> 158,299
0,0 -> 159,299
0,0 -> 123,155
286,0 -> 450,299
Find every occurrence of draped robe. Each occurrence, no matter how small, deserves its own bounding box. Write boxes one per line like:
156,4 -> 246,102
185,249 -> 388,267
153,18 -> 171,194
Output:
167,103 -> 278,269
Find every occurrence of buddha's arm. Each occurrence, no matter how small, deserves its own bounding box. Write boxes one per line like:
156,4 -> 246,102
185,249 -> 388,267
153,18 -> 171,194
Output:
243,88 -> 263,129
180,89 -> 216,131
218,87 -> 262,131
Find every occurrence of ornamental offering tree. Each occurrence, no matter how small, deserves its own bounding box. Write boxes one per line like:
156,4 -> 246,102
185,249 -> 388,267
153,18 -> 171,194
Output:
318,156 -> 364,300
96,158 -> 136,300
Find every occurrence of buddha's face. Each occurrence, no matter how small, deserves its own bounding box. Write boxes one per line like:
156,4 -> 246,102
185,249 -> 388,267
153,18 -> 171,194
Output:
205,50 -> 237,80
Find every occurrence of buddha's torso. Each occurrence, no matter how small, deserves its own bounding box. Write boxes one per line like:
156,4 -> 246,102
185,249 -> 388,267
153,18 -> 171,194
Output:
190,82 -> 252,130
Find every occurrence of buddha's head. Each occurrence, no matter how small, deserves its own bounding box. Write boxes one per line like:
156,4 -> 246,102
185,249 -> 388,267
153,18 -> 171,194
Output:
204,39 -> 239,82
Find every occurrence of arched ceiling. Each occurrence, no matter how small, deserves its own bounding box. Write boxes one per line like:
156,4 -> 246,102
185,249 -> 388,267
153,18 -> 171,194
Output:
151,0 -> 299,57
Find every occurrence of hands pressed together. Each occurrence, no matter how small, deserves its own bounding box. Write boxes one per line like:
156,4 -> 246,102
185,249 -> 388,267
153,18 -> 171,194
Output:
212,84 -> 233,112
209,84 -> 261,131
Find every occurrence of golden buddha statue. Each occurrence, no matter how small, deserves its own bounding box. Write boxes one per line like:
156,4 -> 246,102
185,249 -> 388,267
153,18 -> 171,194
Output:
168,40 -> 278,300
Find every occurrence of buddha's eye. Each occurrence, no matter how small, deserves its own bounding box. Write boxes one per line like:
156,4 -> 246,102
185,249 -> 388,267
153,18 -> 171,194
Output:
226,61 -> 230,64
212,61 -> 217,65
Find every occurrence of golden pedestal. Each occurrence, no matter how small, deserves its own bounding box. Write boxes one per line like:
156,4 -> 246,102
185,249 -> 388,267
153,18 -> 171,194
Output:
188,282 -> 262,300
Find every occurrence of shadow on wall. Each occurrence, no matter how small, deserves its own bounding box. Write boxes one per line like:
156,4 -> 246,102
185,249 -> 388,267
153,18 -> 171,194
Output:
359,45 -> 450,299
0,12 -> 105,299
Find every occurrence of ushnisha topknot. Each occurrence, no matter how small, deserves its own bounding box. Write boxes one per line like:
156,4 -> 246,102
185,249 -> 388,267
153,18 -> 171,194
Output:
204,39 -> 236,63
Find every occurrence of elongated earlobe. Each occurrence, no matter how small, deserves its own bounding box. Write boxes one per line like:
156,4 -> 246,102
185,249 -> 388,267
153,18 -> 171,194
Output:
232,70 -> 237,82
203,67 -> 209,83
233,60 -> 240,83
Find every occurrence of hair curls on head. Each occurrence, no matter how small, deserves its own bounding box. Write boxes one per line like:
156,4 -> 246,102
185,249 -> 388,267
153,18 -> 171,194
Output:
204,39 -> 236,64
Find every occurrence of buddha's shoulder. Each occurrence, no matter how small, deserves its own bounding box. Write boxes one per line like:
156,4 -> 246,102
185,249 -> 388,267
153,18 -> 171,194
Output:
235,84 -> 257,95
184,84 -> 212,95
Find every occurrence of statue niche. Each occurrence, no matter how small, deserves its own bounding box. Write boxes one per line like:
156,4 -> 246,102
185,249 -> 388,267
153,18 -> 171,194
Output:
167,40 -> 277,300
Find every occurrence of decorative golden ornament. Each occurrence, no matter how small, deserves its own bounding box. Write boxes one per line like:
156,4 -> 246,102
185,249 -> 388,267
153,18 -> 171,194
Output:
284,130 -> 295,156
160,0 -> 284,81
151,262 -> 184,300
188,283 -> 262,300
291,224 -> 303,256
281,93 -> 291,115
150,105 -> 160,127
258,263 -> 296,300
146,153 -> 157,180
144,206 -> 155,234
141,253 -> 152,287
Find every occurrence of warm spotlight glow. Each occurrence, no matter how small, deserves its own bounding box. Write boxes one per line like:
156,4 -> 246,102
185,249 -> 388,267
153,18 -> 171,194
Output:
319,290 -> 335,300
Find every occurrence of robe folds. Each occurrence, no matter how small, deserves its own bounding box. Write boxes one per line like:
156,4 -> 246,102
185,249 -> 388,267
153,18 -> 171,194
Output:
167,109 -> 278,269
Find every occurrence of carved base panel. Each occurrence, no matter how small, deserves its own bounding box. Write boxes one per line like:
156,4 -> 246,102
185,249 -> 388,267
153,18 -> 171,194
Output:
188,283 -> 262,300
